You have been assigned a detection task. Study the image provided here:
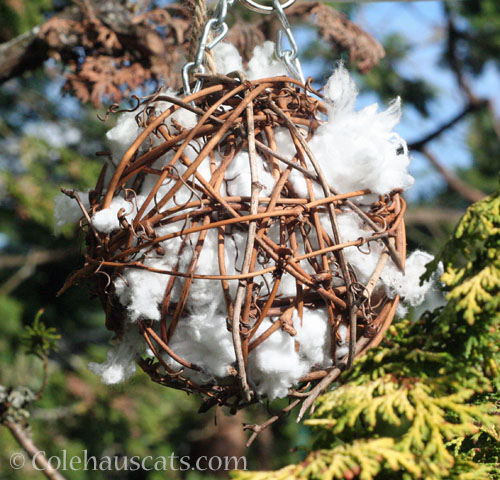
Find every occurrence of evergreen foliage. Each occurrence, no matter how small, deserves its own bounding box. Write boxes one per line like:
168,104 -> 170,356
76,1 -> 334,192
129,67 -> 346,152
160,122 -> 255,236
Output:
232,187 -> 500,479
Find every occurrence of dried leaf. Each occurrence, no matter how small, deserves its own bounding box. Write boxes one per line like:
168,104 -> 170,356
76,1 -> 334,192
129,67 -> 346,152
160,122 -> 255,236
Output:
287,1 -> 385,73
37,1 -> 190,105
226,20 -> 266,65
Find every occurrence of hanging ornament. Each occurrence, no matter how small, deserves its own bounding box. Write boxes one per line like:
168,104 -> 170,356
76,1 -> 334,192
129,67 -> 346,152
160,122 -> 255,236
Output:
56,0 -> 434,431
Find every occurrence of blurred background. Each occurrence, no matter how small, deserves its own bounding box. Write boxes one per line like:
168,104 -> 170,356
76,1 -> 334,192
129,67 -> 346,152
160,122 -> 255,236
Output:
0,0 -> 499,478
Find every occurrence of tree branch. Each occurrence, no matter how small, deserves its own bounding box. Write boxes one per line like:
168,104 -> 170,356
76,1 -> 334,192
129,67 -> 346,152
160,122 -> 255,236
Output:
0,26 -> 48,83
4,420 -> 66,480
404,207 -> 463,225
0,1 -> 189,91
287,1 -> 385,74
408,100 -> 486,152
421,148 -> 485,203
0,246 -> 79,270
0,246 -> 80,296
444,7 -> 500,143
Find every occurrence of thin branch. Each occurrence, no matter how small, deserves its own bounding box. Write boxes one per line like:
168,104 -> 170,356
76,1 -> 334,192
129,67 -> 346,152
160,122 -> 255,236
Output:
231,99 -> 260,403
0,26 -> 46,84
297,333 -> 376,422
4,421 -> 66,480
34,356 -> 50,401
0,263 -> 37,297
443,7 -> 500,144
244,399 -> 301,447
404,207 -> 463,225
445,9 -> 476,104
421,148 -> 485,203
0,247 -> 79,270
486,99 -> 500,143
0,247 -> 80,296
408,101 -> 486,152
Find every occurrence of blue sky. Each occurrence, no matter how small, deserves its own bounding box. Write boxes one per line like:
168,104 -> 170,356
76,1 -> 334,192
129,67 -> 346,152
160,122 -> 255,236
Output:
358,1 -> 499,200
297,1 -> 499,201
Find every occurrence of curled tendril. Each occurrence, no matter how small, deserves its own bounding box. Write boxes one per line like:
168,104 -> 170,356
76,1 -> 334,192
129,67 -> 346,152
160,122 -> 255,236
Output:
356,237 -> 372,255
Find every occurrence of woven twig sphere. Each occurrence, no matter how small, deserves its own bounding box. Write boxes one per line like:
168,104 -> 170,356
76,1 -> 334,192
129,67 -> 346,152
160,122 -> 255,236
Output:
69,76 -> 406,414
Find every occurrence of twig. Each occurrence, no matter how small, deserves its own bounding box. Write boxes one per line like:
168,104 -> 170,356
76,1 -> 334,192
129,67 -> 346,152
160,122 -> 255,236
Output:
4,420 -> 66,480
0,263 -> 37,297
405,207 -> 463,225
408,101 -> 486,152
0,247 -> 78,270
0,246 -> 79,296
244,399 -> 301,447
296,335 -> 373,422
296,366 -> 344,422
34,356 -> 50,401
231,100 -> 260,403
421,148 -> 484,203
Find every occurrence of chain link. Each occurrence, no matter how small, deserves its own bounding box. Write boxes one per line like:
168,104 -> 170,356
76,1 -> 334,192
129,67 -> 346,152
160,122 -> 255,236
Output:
182,0 -> 235,96
182,0 -> 304,97
272,0 -> 304,84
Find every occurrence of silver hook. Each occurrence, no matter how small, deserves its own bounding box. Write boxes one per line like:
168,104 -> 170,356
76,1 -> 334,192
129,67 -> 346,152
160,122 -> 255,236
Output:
272,0 -> 305,84
239,0 -> 295,14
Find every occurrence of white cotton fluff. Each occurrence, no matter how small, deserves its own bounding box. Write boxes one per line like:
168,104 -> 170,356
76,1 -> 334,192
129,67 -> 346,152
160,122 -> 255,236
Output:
92,197 -> 135,234
333,213 -> 435,307
304,66 -> 414,196
324,66 -> 358,114
106,111 -> 141,163
246,41 -> 288,81
213,42 -> 244,75
88,326 -> 143,384
247,317 -> 309,400
295,308 -> 333,368
106,89 -> 197,167
334,212 -> 383,285
382,250 -> 435,307
81,43 -> 434,399
335,324 -> 350,360
222,150 -> 275,198
153,88 -> 198,130
247,310 -> 347,400
113,220 -> 185,322
164,311 -> 236,385
53,191 -> 89,234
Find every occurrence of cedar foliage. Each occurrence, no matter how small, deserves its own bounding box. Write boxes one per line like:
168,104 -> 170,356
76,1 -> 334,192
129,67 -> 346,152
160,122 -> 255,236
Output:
233,186 -> 500,479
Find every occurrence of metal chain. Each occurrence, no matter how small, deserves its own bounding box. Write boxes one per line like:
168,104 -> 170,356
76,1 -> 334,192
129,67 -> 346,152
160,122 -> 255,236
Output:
182,0 -> 303,96
183,0 -> 236,96
272,0 -> 304,84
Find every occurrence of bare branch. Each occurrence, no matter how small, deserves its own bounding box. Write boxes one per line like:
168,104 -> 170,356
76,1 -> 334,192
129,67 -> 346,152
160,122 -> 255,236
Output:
0,26 -> 47,83
0,247 -> 79,296
404,207 -> 463,225
408,101 -> 486,152
0,247 -> 79,270
421,148 -> 485,203
4,421 -> 66,480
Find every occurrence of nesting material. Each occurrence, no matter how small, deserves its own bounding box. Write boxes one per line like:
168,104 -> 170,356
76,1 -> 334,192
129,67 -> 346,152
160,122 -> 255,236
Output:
57,45 -> 433,410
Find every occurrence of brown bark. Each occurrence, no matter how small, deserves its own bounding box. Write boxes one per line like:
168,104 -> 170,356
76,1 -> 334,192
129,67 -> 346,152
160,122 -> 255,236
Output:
4,421 -> 66,480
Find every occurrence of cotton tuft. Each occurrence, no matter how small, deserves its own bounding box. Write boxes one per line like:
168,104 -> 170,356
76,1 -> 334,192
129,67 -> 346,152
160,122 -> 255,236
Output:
54,191 -> 89,234
88,326 -> 143,384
